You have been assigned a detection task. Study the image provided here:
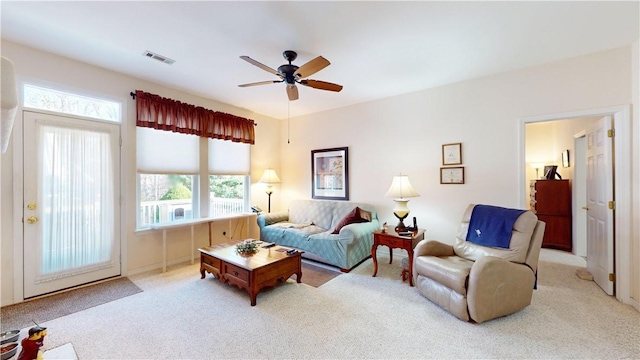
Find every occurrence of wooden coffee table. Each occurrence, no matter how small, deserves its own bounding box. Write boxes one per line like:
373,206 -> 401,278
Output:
199,240 -> 302,306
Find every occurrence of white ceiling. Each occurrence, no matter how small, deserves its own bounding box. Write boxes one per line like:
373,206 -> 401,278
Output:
1,1 -> 638,120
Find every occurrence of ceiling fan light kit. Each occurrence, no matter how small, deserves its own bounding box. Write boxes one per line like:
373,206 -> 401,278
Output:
239,50 -> 343,101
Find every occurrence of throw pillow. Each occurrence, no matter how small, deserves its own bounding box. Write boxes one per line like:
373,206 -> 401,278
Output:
359,208 -> 372,222
332,207 -> 368,234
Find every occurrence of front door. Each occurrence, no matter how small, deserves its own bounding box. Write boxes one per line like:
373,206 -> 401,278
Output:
586,115 -> 614,295
23,111 -> 121,298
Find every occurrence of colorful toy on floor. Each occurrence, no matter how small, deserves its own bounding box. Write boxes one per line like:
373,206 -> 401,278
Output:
17,325 -> 47,360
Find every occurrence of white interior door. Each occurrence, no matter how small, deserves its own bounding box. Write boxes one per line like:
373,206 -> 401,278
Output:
586,115 -> 614,295
23,111 -> 121,298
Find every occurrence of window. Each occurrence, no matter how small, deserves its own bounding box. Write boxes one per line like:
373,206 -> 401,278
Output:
136,130 -> 251,229
139,174 -> 195,227
24,84 -> 121,122
137,128 -> 199,229
208,138 -> 251,216
209,175 -> 247,216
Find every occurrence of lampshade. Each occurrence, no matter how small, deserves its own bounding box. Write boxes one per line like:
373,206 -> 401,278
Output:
259,168 -> 281,184
259,168 -> 280,213
386,175 -> 420,231
529,163 -> 546,179
1,56 -> 18,154
385,175 -> 420,199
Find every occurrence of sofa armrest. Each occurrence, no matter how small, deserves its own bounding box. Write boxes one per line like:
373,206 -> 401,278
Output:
414,240 -> 455,257
257,210 -> 289,228
467,256 -> 536,323
338,220 -> 381,244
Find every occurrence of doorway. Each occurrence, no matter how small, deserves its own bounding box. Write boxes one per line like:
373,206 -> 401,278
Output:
22,111 -> 121,298
519,105 -> 632,304
525,116 -> 613,295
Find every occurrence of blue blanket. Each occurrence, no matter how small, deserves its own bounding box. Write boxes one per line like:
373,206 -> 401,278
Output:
466,205 -> 526,249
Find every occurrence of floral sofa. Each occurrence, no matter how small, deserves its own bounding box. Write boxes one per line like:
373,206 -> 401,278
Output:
257,199 -> 380,272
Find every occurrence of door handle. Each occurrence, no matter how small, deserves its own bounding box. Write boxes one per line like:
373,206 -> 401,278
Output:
581,206 -> 589,211
27,216 -> 38,224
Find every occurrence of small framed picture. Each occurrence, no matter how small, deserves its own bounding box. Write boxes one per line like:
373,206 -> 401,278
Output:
440,167 -> 465,184
442,143 -> 462,165
562,149 -> 570,168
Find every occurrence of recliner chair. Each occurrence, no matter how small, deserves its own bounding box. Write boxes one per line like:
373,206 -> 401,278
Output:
413,204 -> 545,323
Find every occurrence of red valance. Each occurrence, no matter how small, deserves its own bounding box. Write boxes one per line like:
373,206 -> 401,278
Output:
135,90 -> 255,144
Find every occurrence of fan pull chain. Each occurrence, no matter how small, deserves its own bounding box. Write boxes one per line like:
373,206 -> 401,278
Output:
287,100 -> 291,144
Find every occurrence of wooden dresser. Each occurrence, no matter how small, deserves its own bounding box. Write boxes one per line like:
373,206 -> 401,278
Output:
529,179 -> 572,252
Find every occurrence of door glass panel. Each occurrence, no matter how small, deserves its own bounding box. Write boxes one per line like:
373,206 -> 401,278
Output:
38,124 -> 115,282
24,84 -> 121,122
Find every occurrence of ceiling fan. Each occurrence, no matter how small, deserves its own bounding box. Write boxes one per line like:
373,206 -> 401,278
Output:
238,50 -> 343,101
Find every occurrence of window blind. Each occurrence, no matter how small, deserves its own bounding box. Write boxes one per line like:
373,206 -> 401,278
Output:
137,127 -> 199,174
208,138 -> 250,175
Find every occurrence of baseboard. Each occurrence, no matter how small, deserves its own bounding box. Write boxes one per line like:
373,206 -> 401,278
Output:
128,254 -> 194,276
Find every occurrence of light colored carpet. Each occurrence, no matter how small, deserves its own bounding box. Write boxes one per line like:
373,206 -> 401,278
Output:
0,277 -> 142,332
28,249 -> 640,359
43,343 -> 77,359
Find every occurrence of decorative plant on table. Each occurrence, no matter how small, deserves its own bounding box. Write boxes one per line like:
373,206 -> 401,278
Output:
235,240 -> 260,257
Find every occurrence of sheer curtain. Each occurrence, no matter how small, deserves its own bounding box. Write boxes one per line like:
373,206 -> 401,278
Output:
38,125 -> 114,281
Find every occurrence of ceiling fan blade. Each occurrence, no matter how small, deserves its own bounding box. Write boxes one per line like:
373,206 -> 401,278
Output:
294,56 -> 330,78
238,80 -> 283,88
239,56 -> 283,78
299,79 -> 343,92
286,84 -> 299,101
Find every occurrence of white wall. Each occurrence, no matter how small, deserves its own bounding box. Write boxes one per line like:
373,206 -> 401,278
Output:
631,40 -> 639,307
0,41 -> 281,305
279,45 -> 638,306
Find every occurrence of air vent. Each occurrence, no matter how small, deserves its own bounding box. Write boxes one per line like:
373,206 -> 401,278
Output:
142,50 -> 175,65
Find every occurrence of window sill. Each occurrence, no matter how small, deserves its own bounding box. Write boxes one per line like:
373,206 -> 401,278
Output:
135,212 -> 256,233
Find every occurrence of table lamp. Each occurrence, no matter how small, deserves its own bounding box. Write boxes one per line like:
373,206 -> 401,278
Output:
259,168 -> 281,213
385,174 -> 420,232
529,162 -> 545,179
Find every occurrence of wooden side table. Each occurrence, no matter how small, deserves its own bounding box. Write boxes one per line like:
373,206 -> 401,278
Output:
371,228 -> 425,286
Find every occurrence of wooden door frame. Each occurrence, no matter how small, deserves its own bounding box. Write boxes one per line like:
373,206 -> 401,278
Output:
518,105 -> 633,308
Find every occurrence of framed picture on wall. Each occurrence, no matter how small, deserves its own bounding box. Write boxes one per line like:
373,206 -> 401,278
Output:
562,149 -> 570,168
442,143 -> 462,165
311,147 -> 349,200
440,167 -> 465,184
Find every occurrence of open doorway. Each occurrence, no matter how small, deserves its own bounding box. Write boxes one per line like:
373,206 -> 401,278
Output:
525,116 -> 615,296
524,117 -> 599,258
518,105 -> 632,305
